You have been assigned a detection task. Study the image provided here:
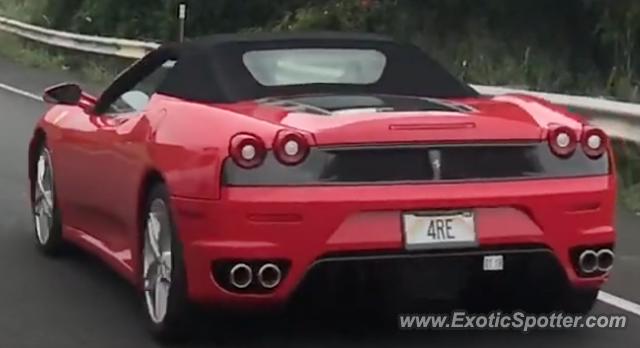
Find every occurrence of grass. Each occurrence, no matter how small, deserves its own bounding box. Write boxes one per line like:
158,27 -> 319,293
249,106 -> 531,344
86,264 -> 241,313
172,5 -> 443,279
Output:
621,184 -> 640,213
0,32 -> 124,87
613,140 -> 640,212
0,0 -> 47,22
0,33 -> 66,69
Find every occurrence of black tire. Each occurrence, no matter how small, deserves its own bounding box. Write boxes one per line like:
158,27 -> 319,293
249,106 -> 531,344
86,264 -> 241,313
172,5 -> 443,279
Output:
142,183 -> 192,342
32,143 -> 65,256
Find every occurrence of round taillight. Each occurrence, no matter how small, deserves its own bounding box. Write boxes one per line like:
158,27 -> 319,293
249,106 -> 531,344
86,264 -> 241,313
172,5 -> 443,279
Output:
273,130 -> 309,165
582,128 -> 607,158
229,134 -> 266,169
548,126 -> 577,157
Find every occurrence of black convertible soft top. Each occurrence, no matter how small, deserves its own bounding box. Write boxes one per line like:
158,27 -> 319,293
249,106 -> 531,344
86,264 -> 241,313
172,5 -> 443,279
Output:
150,32 -> 477,103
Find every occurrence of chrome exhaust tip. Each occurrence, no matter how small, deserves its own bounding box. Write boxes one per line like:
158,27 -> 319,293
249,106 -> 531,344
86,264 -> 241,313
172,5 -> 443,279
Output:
257,263 -> 282,289
578,250 -> 598,273
229,263 -> 252,289
597,249 -> 615,272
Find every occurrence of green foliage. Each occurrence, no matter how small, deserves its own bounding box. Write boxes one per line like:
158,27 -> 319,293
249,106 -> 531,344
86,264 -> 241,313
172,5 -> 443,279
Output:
2,0 -> 640,101
0,33 -> 65,69
0,0 -> 48,21
612,139 -> 640,211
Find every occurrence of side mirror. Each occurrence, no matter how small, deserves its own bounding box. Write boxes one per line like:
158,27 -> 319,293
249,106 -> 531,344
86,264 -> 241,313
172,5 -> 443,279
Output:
43,83 -> 82,105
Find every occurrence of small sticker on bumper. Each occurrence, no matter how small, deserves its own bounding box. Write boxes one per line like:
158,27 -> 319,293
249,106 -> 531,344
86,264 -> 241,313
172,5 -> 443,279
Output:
483,255 -> 504,271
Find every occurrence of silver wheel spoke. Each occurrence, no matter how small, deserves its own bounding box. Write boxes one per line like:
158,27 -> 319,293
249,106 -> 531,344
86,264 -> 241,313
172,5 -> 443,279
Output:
34,199 -> 45,214
34,177 -> 44,200
147,214 -> 162,260
160,251 -> 172,281
35,196 -> 53,218
42,191 -> 53,211
39,221 -> 50,243
34,192 -> 44,210
36,156 -> 46,185
36,157 -> 52,206
154,278 -> 170,321
37,181 -> 49,204
144,278 -> 154,292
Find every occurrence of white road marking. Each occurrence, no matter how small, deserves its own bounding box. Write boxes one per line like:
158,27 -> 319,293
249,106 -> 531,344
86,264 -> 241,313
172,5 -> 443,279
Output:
0,81 -> 42,101
599,291 -> 640,316
1,78 -> 640,319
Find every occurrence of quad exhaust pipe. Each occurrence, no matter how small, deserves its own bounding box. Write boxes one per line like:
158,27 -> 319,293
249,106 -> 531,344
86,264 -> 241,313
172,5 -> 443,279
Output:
596,249 -> 614,272
257,263 -> 282,289
229,263 -> 252,289
228,262 -> 283,289
578,249 -> 614,274
578,250 -> 598,273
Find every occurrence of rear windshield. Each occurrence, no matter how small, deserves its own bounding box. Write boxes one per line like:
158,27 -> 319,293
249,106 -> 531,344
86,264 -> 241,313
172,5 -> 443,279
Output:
243,49 -> 387,86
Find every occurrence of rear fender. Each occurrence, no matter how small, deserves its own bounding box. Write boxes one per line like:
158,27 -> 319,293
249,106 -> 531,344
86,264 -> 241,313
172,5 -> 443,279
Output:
150,98 -> 283,200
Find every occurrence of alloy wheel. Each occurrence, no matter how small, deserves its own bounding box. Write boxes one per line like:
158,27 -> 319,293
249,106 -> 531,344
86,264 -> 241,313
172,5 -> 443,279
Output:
33,148 -> 54,245
143,199 -> 173,324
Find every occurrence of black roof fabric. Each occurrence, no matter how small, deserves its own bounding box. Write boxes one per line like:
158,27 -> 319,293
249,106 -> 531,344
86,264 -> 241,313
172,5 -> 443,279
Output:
155,32 -> 478,103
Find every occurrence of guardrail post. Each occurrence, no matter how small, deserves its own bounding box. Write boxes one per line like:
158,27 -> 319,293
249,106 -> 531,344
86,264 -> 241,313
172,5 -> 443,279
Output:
178,3 -> 187,42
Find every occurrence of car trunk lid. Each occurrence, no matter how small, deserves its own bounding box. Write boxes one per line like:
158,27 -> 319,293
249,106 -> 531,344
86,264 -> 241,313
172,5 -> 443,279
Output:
256,94 -> 545,145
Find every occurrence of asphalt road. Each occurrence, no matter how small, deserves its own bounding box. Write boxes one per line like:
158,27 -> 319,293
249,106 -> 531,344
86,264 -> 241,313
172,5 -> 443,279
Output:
1,57 -> 640,348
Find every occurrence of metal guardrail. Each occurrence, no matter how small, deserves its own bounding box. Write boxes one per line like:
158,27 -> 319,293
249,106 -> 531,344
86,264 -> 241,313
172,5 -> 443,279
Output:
1,14 -> 640,140
0,15 -> 159,59
473,85 -> 640,120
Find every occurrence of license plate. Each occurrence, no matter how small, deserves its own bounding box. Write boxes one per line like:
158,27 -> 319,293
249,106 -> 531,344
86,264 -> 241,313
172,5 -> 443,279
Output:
402,211 -> 476,250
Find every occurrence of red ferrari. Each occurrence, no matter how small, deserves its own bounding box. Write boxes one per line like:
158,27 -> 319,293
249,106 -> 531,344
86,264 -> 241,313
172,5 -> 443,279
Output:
30,32 -> 615,338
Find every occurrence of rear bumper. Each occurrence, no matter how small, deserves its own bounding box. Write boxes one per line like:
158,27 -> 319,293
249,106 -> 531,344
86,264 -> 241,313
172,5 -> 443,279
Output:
171,175 -> 616,307
291,247 -> 567,308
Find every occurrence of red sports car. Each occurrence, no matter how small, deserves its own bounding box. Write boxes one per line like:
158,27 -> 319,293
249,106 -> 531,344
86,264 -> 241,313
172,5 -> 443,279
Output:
30,32 -> 615,338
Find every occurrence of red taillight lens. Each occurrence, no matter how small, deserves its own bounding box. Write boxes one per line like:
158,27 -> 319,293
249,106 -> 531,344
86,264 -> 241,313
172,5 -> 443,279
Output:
548,126 -> 577,157
582,127 -> 607,158
229,134 -> 266,169
273,130 -> 310,165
